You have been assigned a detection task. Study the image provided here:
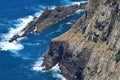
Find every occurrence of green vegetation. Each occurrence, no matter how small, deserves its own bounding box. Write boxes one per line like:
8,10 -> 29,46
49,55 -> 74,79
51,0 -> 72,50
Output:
109,48 -> 113,51
115,54 -> 120,62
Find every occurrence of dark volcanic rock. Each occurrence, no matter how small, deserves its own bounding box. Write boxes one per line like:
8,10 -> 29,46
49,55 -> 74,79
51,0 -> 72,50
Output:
9,3 -> 87,42
9,34 -> 21,42
42,41 -> 69,70
9,0 -> 120,80
42,40 -> 92,80
42,0 -> 120,80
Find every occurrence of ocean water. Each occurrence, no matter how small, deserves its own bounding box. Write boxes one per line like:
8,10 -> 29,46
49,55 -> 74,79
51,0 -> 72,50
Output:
0,0 -> 87,80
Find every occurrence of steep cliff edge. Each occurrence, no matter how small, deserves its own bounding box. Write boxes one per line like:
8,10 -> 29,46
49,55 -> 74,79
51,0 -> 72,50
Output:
42,0 -> 120,80
9,3 -> 87,42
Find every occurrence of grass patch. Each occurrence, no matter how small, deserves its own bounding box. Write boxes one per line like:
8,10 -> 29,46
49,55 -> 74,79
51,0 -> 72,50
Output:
116,54 -> 120,62
94,41 -> 107,53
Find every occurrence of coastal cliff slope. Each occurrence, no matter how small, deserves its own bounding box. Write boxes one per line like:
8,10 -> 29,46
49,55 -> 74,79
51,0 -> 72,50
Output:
9,3 -> 87,42
42,0 -> 120,80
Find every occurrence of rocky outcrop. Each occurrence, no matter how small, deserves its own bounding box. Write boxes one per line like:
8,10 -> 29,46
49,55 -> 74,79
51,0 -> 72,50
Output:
9,3 -> 87,42
42,0 -> 120,80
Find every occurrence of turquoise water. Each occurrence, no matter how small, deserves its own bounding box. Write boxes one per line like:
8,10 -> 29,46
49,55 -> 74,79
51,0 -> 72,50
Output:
0,0 -> 86,80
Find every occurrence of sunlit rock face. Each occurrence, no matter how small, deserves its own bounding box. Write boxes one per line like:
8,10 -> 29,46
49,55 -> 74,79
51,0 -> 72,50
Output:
9,3 -> 87,42
42,0 -> 120,80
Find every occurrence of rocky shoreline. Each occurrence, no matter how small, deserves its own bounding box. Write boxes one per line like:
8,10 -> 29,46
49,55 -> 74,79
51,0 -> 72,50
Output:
9,2 -> 87,42
42,0 -> 120,80
9,0 -> 120,80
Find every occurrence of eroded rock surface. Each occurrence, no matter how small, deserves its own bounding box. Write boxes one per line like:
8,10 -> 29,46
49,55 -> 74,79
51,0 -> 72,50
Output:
42,0 -> 120,80
9,3 -> 87,42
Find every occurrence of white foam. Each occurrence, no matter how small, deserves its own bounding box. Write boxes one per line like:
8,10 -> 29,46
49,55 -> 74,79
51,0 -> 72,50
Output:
51,64 -> 67,80
72,1 -> 88,5
38,5 -> 46,10
76,9 -> 84,14
49,6 -> 56,10
32,57 -> 45,72
34,10 -> 43,17
67,22 -> 72,25
0,41 -> 23,51
0,8 -> 44,51
32,57 -> 67,80
0,16 -> 34,51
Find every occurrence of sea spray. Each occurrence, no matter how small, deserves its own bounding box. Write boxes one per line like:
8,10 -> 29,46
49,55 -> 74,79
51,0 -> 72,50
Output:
32,57 -> 45,72
32,57 -> 67,80
0,16 -> 34,51
51,64 -> 67,80
0,9 -> 44,51
0,0 -> 87,80
71,1 -> 88,5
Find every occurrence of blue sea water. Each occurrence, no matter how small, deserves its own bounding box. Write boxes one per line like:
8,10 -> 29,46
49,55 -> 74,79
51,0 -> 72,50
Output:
0,0 -> 87,80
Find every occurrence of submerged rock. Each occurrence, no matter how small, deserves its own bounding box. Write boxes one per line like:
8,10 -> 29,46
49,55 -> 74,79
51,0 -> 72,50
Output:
9,34 -> 20,42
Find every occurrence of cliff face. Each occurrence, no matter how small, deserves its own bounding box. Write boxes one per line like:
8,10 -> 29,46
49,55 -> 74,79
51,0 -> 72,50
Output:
42,0 -> 120,80
9,3 -> 87,42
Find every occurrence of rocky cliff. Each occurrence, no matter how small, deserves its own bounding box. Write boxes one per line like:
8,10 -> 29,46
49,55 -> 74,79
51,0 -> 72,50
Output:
9,3 -> 87,42
42,0 -> 120,80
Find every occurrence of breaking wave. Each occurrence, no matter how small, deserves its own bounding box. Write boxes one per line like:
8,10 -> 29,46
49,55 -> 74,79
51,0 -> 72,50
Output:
51,64 -> 67,80
32,57 -> 45,72
71,1 -> 88,5
32,57 -> 66,80
0,9 -> 43,51
0,1 -> 86,80
0,16 -> 33,51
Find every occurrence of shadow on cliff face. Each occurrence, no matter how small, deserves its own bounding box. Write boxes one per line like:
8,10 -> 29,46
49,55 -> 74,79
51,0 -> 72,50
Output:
42,41 -> 69,70
42,39 -> 92,80
75,70 -> 83,80
9,3 -> 87,43
41,0 -> 120,80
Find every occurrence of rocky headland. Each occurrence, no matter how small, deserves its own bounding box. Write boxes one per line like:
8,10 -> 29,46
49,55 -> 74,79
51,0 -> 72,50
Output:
9,0 -> 120,80
9,3 -> 87,42
42,0 -> 120,80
